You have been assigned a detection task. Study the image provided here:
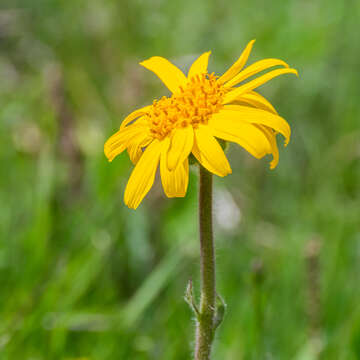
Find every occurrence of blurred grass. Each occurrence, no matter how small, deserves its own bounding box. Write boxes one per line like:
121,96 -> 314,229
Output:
1,0 -> 360,359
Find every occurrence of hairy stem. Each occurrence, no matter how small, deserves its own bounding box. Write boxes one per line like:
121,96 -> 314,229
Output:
195,166 -> 216,360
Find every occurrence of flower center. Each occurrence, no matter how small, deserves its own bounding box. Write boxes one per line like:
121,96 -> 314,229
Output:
147,73 -> 226,140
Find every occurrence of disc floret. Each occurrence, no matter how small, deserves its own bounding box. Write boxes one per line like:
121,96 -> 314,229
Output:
147,73 -> 226,140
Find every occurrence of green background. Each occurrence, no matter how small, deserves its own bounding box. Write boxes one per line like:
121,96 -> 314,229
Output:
1,0 -> 360,359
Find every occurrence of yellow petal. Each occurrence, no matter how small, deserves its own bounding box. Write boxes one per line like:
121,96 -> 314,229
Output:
183,160 -> 189,192
193,125 -> 232,177
104,125 -> 149,162
224,58 -> 289,88
105,143 -> 126,162
192,141 -> 222,177
221,106 -> 290,145
188,51 -> 211,79
127,145 -> 142,164
217,39 -> 256,84
235,91 -> 278,114
160,138 -> 189,197
256,125 -> 279,169
120,106 -> 151,129
167,126 -> 194,170
124,140 -> 162,209
223,68 -> 298,104
209,112 -> 271,159
127,136 -> 152,164
139,56 -> 188,94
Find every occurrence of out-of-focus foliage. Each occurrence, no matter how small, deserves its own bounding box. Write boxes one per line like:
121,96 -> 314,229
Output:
0,0 -> 360,359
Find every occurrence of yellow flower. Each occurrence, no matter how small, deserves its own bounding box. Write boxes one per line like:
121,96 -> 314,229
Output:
104,40 -> 298,209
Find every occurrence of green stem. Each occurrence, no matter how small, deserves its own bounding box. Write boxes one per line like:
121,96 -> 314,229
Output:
195,166 -> 216,360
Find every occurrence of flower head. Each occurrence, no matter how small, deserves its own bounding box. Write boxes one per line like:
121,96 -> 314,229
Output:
104,40 -> 298,209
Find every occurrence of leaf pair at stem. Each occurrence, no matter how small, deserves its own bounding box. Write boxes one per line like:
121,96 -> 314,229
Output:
185,279 -> 227,332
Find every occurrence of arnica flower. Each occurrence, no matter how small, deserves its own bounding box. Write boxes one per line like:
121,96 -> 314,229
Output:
104,40 -> 298,209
